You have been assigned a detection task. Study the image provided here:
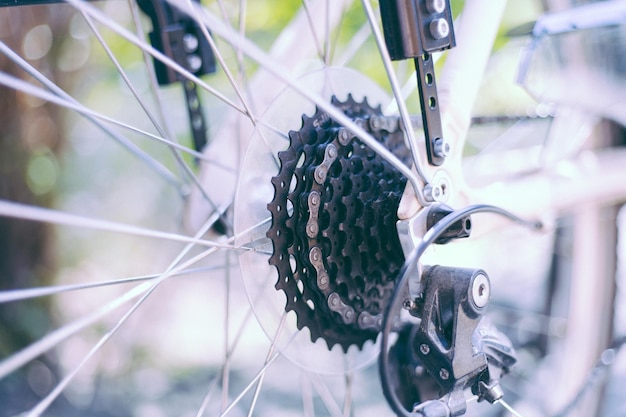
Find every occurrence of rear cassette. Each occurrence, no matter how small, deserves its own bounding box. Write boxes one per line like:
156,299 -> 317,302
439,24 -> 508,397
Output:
267,95 -> 411,351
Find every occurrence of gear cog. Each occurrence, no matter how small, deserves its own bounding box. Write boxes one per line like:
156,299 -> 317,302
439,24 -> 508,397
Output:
267,95 -> 411,352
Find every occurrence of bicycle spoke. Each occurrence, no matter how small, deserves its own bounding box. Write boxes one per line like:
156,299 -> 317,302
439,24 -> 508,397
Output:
0,200 -> 236,250
309,372 -> 344,417
343,370 -> 353,417
0,265 -> 227,304
221,251 -> 232,412
79,9 -> 170,142
0,70 -> 217,164
24,208 -> 222,414
333,21 -> 371,67
301,0 -> 326,62
301,371 -> 315,417
360,0 -> 429,190
195,301 -> 258,417
0,40 -> 183,188
0,282 -> 150,381
64,0 -> 247,117
245,314 -> 287,417
168,0 -> 421,194
219,313 -> 290,417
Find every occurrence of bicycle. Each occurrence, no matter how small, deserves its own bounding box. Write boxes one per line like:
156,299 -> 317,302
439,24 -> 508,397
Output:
0,0 -> 625,416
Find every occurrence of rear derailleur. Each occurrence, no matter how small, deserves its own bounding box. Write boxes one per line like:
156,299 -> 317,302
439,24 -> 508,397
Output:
383,264 -> 517,416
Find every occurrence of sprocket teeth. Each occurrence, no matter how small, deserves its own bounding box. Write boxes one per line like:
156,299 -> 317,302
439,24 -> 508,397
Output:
267,96 -> 411,352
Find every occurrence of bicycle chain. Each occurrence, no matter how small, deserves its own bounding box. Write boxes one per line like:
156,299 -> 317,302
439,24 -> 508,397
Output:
267,95 -> 411,351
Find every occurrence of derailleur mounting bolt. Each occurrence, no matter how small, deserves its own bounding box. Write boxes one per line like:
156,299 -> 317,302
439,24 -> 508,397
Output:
471,273 -> 490,309
402,298 -> 417,311
423,184 -> 442,202
426,0 -> 446,13
439,368 -> 449,380
430,18 -> 450,40
433,137 -> 450,158
419,343 -> 430,355
183,33 -> 199,52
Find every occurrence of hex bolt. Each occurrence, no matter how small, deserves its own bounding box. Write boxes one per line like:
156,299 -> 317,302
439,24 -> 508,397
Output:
403,298 -> 417,311
429,18 -> 450,40
471,273 -> 490,309
183,33 -> 199,52
433,138 -> 450,158
423,184 -> 442,202
192,115 -> 203,130
439,368 -> 449,380
419,344 -> 430,355
187,54 -> 203,72
426,0 -> 446,14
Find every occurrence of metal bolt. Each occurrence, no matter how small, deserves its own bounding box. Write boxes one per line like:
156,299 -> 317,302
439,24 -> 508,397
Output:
419,344 -> 430,355
192,115 -> 203,130
423,184 -> 442,202
426,0 -> 446,14
471,273 -> 490,308
429,18 -> 450,40
402,298 -> 416,311
187,54 -> 203,72
433,138 -> 450,158
439,368 -> 449,380
183,33 -> 199,52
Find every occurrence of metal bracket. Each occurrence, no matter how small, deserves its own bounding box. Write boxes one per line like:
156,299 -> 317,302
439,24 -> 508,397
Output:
379,0 -> 456,166
413,266 -> 490,396
138,0 -> 216,151
415,53 -> 448,166
379,0 -> 456,60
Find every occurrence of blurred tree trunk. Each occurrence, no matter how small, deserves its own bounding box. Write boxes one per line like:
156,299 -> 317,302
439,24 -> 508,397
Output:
0,6 -> 73,415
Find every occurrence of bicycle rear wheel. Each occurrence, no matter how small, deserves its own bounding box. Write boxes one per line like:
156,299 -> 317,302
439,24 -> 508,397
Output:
0,1 -> 625,417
